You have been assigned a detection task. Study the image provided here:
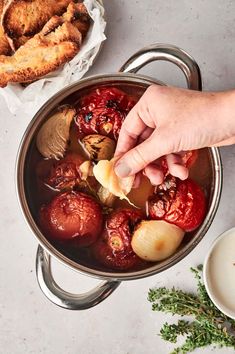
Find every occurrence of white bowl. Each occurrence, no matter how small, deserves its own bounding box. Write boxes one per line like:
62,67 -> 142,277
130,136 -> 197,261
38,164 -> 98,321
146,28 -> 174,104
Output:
204,227 -> 235,319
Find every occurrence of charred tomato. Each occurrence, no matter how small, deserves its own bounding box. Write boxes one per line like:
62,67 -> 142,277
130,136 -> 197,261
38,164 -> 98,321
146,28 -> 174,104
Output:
147,176 -> 206,232
92,208 -> 143,270
75,87 -> 137,140
182,150 -> 198,169
45,152 -> 85,191
39,191 -> 103,247
160,150 -> 198,176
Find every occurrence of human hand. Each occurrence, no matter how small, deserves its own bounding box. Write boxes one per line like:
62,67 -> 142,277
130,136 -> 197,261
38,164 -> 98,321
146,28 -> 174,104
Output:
114,85 -> 235,185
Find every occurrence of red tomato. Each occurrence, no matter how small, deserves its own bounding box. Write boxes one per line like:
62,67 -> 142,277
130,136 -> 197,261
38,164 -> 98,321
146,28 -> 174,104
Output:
160,150 -> 198,176
147,176 -> 206,232
45,153 -> 85,191
39,191 -> 103,246
182,150 -> 198,169
75,87 -> 137,140
92,208 -> 143,270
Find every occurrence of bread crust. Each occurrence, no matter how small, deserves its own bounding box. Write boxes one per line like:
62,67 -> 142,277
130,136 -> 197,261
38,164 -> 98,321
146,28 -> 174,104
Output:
2,0 -> 72,38
0,2 -> 91,86
0,0 -> 11,55
62,2 -> 90,38
7,2 -> 91,51
0,19 -> 82,87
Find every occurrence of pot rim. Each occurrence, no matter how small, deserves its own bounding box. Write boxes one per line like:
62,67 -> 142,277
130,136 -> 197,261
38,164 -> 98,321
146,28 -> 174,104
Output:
16,72 -> 223,281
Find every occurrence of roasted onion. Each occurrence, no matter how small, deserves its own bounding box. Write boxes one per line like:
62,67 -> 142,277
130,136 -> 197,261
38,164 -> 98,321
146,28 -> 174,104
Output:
131,220 -> 185,262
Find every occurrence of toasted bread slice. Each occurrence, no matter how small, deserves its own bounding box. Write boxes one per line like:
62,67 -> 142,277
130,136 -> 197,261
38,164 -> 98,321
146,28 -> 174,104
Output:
12,34 -> 31,49
0,25 -> 11,55
0,18 -> 82,87
62,2 -> 90,38
9,2 -> 91,50
0,0 -> 11,55
2,0 -> 72,46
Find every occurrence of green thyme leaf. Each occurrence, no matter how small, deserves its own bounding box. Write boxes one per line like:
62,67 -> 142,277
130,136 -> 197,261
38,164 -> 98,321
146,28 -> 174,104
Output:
148,267 -> 235,353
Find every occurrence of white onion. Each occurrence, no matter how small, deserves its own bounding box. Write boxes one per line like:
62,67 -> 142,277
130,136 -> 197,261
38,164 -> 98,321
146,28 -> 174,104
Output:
131,220 -> 185,262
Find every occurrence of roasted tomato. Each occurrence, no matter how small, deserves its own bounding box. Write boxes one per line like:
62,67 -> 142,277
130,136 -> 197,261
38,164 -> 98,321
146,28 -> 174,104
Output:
92,208 -> 143,270
39,191 -> 103,246
45,153 -> 85,191
160,150 -> 198,175
147,176 -> 206,232
75,87 -> 137,140
182,150 -> 198,169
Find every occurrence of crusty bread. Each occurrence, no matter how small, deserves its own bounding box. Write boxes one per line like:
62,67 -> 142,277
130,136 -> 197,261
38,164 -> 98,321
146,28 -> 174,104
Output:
10,2 -> 90,50
63,2 -> 90,38
0,0 -> 11,55
0,1 -> 92,86
0,18 -> 82,87
2,0 -> 72,49
11,34 -> 31,49
0,24 -> 11,54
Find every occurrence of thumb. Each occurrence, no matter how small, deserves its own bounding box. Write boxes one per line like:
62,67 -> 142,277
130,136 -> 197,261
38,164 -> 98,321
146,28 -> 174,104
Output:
114,129 -> 170,177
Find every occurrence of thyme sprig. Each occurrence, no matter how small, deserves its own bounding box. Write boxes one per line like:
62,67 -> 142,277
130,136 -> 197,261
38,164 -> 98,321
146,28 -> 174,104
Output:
148,266 -> 235,353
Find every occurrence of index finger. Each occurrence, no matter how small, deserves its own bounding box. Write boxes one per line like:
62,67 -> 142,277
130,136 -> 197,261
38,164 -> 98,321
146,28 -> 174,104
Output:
115,104 -> 146,157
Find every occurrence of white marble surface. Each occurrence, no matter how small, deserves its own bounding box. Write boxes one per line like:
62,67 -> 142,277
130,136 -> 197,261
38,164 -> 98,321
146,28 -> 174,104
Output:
1,1 -> 235,353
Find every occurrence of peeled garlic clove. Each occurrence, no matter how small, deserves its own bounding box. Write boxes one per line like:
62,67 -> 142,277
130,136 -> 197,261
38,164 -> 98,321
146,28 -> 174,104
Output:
36,106 -> 76,159
93,158 -> 135,205
79,160 -> 93,180
82,134 -> 116,161
97,186 -> 117,207
131,220 -> 185,262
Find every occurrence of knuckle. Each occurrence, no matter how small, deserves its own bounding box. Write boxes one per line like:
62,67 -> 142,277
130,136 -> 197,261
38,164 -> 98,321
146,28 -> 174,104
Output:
131,146 -> 149,169
121,121 -> 138,139
146,84 -> 162,96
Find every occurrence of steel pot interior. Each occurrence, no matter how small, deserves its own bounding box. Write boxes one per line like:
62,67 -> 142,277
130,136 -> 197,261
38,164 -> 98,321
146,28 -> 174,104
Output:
16,73 -> 222,281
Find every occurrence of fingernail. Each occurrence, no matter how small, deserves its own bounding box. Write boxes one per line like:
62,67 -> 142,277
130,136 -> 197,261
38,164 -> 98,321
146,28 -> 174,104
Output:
115,161 -> 131,177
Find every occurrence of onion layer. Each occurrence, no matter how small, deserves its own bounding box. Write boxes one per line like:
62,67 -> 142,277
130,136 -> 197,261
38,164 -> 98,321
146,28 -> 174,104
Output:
131,220 -> 185,262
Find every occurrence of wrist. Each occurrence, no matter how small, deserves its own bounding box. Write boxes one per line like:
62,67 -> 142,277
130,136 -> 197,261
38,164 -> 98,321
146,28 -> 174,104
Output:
218,90 -> 235,138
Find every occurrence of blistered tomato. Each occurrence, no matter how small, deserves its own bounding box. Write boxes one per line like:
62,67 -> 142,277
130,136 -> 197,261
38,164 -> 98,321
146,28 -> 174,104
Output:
75,87 -> 137,140
160,150 -> 198,175
39,191 -> 103,247
147,176 -> 206,232
45,152 -> 85,191
182,150 -> 198,169
92,208 -> 143,270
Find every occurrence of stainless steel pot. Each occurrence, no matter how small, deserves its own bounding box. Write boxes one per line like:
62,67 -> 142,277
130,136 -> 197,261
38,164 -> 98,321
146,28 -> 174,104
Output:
16,44 -> 222,310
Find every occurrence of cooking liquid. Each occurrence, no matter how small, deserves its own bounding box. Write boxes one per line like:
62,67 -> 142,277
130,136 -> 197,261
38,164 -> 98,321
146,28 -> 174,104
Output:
206,230 -> 235,315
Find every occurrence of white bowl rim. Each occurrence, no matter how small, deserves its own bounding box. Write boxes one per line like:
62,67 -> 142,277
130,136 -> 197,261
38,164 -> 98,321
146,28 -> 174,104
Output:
203,226 -> 235,320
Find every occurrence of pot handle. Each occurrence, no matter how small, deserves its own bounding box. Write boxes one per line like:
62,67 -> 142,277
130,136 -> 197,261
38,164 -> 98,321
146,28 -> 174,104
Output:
36,246 -> 121,310
119,43 -> 202,90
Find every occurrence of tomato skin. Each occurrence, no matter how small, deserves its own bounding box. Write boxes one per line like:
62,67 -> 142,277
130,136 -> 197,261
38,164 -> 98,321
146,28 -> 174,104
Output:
75,87 -> 137,140
182,150 -> 198,169
39,191 -> 103,247
161,150 -> 198,176
92,208 -> 143,270
147,176 -> 206,232
45,153 -> 84,191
